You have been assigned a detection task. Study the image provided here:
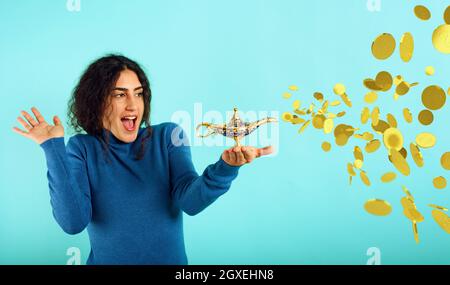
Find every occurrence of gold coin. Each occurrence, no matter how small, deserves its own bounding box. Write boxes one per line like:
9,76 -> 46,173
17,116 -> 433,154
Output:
292,100 -> 301,110
333,84 -> 346,96
418,109 -> 434,126
383,128 -> 404,151
336,134 -> 349,146
401,196 -> 415,210
425,66 -> 435,76
340,93 -> 352,107
441,152 -> 450,170
400,32 -> 414,62
312,114 -> 326,129
402,186 -> 414,200
364,91 -> 378,104
322,141 -> 331,152
389,148 -> 410,176
372,33 -> 396,60
381,172 -> 397,183
298,120 -> 310,134
410,143 -> 424,168
375,71 -> 393,91
393,93 -> 400,101
354,146 -> 364,161
283,92 -> 292,99
396,81 -> 410,96
323,118 -> 334,134
422,85 -> 446,110
314,92 -> 324,101
364,199 -> 392,216
282,112 -> 293,122
433,176 -> 447,189
393,75 -> 403,86
371,107 -> 380,126
365,139 -> 381,153
445,6 -> 450,25
403,108 -> 413,123
432,210 -> 450,234
362,132 -> 374,141
429,204 -> 449,211
363,78 -> 383,91
291,116 -> 306,125
361,107 -> 370,124
372,120 -> 390,134
337,111 -> 346,118
347,163 -> 356,177
416,132 -> 436,148
432,24 -> 450,54
294,109 -> 306,116
386,113 -> 398,128
413,221 -> 420,244
404,207 -> 425,223
354,159 -> 363,169
289,85 -> 299,91
360,170 -> 371,186
330,100 -> 341,106
414,5 -> 431,21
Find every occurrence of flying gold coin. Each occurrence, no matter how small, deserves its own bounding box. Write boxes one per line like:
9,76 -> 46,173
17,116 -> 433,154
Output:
433,176 -> 447,189
371,107 -> 380,126
283,92 -> 292,99
298,120 -> 310,134
400,32 -> 414,62
425,66 -> 435,76
403,108 -> 413,123
323,118 -> 334,134
336,111 -> 346,118
364,91 -> 378,104
416,132 -> 436,148
414,5 -> 431,21
396,82 -> 410,96
292,100 -> 301,110
312,114 -> 326,129
445,6 -> 450,25
422,85 -> 446,110
441,152 -> 450,170
403,206 -> 425,223
386,113 -> 397,128
372,120 -> 390,134
340,93 -> 352,107
393,75 -> 403,86
372,33 -> 396,60
364,199 -> 392,216
322,141 -> 331,152
381,172 -> 397,183
330,100 -> 341,106
347,163 -> 356,177
363,78 -> 383,91
362,132 -> 374,141
282,112 -> 293,122
354,159 -> 363,169
365,139 -> 381,153
375,71 -> 393,91
383,128 -> 404,151
410,143 -> 424,168
413,221 -> 420,244
361,107 -> 370,124
418,109 -> 434,126
360,171 -> 371,186
289,85 -> 299,91
429,204 -> 449,211
432,210 -> 450,234
291,116 -> 306,125
432,24 -> 450,54
390,148 -> 410,176
333,84 -> 346,96
314,92 -> 324,101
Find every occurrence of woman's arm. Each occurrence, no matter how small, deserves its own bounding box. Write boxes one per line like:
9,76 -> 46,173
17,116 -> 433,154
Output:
13,107 -> 92,234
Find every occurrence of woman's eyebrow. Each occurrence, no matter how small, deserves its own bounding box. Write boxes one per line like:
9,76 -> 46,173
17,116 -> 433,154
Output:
113,86 -> 143,91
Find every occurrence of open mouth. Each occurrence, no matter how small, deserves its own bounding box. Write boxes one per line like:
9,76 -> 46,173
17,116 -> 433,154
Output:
121,116 -> 137,132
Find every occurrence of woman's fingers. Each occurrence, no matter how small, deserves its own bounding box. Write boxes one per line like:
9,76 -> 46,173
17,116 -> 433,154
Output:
17,116 -> 32,131
241,147 -> 255,163
21,110 -> 39,127
53,115 -> 61,126
12,126 -> 30,137
234,147 -> 246,164
31,107 -> 46,124
256,146 -> 274,158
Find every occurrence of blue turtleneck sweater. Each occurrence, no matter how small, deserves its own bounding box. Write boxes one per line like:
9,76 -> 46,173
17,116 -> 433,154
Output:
39,122 -> 240,265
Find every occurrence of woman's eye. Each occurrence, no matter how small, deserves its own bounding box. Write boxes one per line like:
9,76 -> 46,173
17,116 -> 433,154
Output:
114,93 -> 125,98
136,92 -> 143,97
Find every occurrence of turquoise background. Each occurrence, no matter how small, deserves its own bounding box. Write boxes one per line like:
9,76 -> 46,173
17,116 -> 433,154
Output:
1,0 -> 449,265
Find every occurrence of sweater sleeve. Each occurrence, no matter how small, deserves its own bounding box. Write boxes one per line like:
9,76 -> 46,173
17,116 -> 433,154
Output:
40,136 -> 92,235
166,123 -> 241,216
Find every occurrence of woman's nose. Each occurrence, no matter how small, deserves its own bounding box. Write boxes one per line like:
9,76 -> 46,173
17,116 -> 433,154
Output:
125,95 -> 138,110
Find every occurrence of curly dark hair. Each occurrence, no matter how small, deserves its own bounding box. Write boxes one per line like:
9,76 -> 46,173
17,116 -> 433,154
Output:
67,54 -> 152,162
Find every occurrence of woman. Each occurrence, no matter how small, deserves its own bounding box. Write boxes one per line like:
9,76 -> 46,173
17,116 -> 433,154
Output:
12,54 -> 273,265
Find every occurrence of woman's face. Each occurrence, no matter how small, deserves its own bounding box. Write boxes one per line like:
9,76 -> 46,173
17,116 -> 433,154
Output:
102,69 -> 144,143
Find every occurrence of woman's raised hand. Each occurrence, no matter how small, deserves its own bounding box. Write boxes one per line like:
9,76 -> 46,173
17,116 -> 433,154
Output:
12,107 -> 64,145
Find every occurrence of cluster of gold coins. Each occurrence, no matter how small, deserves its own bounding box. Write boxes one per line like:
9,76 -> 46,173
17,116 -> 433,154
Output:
282,5 -> 450,243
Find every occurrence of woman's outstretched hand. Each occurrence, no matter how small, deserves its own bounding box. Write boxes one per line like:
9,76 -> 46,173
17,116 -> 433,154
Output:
12,107 -> 64,145
221,145 -> 274,167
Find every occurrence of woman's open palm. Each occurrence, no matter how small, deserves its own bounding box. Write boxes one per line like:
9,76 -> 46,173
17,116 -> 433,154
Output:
12,107 -> 64,145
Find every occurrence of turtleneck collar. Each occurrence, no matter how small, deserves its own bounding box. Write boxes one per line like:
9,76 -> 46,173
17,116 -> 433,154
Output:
101,127 -> 147,146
